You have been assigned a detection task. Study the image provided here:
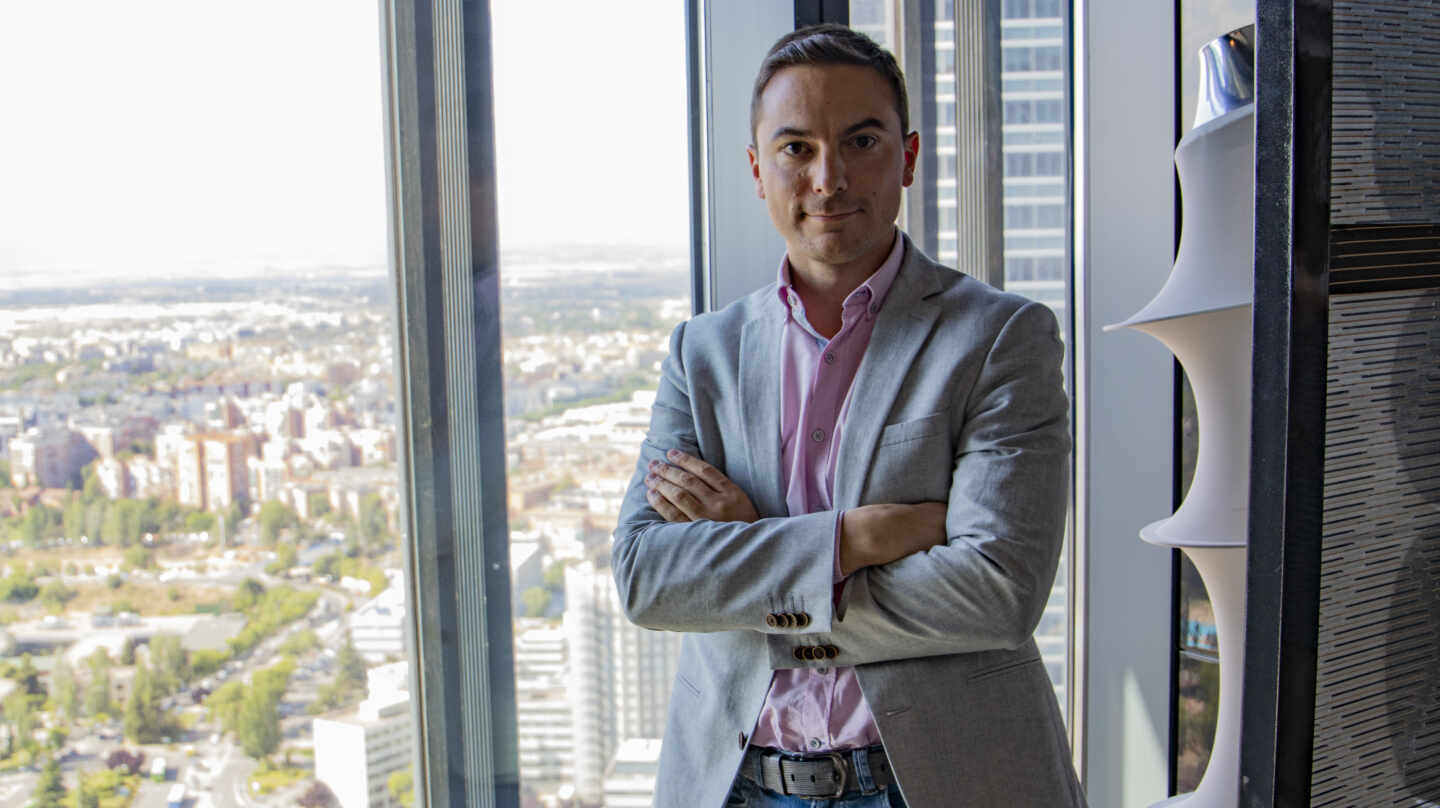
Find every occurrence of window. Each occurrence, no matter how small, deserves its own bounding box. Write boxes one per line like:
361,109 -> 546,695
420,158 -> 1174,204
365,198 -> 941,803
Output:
901,0 -> 1074,716
1,5 -> 414,808
491,1 -> 691,804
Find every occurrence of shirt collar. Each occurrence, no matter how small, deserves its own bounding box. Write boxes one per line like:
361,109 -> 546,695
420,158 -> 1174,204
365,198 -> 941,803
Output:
775,229 -> 906,321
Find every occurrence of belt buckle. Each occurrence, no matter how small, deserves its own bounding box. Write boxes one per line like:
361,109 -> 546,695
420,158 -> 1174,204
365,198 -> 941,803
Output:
826,751 -> 848,799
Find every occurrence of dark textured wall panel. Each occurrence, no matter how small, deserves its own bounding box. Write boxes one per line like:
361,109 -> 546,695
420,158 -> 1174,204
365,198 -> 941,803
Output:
1331,224 -> 1440,293
1332,0 -> 1440,223
1313,286 -> 1440,805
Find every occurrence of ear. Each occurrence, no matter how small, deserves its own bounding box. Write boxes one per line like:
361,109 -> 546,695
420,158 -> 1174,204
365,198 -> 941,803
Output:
901,131 -> 920,188
746,145 -> 765,199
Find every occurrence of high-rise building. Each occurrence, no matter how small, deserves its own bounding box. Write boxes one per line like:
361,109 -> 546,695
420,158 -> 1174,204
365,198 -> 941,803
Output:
350,573 -> 407,662
201,433 -> 252,510
514,624 -> 575,794
94,457 -> 132,499
564,561 -> 681,803
601,738 -> 663,808
7,427 -> 92,489
313,662 -> 414,808
175,436 -> 206,509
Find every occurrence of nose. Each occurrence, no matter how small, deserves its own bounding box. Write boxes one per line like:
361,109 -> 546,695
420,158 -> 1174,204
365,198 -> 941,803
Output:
810,147 -> 847,197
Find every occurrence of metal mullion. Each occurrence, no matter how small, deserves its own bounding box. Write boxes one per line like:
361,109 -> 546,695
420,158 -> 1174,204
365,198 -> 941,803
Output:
383,0 -> 518,806
955,0 -> 1005,286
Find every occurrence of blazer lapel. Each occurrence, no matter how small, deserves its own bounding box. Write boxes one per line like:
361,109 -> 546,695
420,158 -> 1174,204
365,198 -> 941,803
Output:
833,243 -> 944,509
739,301 -> 787,518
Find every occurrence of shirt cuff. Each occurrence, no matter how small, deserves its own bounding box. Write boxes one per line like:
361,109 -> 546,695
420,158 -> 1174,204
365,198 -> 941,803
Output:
831,509 -> 850,608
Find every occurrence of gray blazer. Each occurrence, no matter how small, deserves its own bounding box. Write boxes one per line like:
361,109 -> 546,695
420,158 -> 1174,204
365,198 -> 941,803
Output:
613,235 -> 1084,807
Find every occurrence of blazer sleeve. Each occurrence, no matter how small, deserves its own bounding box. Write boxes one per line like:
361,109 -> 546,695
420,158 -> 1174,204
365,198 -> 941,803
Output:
767,300 -> 1071,668
611,320 -> 842,635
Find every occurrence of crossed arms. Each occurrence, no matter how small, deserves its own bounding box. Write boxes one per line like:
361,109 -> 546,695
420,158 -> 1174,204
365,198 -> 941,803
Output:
611,300 -> 1071,668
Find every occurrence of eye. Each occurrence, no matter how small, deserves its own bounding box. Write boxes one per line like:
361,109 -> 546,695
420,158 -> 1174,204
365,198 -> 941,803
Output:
852,134 -> 879,149
780,141 -> 809,157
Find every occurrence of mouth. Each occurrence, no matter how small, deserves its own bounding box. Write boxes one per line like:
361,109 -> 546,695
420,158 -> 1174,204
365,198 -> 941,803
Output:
805,209 -> 859,222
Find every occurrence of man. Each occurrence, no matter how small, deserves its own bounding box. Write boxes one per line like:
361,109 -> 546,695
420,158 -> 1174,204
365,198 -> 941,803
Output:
613,24 -> 1082,807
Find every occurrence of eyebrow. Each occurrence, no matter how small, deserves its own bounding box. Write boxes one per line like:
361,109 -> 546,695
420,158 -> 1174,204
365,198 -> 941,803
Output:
768,117 -> 889,143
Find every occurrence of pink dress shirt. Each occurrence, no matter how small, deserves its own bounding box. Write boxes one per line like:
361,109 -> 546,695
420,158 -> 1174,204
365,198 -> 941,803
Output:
749,230 -> 905,753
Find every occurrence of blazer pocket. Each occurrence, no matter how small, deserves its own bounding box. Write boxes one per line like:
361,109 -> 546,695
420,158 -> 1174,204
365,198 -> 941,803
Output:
877,411 -> 948,448
968,654 -> 1042,682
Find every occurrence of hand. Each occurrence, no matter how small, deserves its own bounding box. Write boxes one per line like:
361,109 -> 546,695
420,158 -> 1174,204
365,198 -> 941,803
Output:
644,449 -> 760,524
839,502 -> 949,575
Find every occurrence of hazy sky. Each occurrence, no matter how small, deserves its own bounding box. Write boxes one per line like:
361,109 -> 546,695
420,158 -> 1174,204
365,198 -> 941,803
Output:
0,0 -> 689,287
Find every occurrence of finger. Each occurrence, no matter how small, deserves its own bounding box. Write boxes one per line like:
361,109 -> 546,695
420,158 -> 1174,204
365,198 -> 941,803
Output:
665,450 -> 732,491
649,459 -> 718,496
647,474 -> 706,519
646,488 -> 690,522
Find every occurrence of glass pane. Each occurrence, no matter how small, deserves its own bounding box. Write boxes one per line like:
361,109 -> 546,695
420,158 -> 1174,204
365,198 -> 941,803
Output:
851,0 -> 897,51
0,3 -> 415,808
1175,653 -> 1221,793
856,0 -> 1075,722
490,1 -> 690,804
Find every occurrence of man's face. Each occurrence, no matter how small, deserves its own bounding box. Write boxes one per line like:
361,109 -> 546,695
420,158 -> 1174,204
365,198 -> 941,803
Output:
748,64 -> 918,279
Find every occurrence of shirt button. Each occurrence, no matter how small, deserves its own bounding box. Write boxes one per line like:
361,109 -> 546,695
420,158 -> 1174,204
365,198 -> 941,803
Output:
810,428 -> 825,443
823,352 -> 836,365
808,738 -> 822,750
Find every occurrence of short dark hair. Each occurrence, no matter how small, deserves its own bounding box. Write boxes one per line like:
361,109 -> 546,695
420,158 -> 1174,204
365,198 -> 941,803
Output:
750,24 -> 910,145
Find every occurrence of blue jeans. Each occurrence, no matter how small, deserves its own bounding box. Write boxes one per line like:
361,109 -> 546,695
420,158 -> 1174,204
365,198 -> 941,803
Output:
725,749 -> 908,808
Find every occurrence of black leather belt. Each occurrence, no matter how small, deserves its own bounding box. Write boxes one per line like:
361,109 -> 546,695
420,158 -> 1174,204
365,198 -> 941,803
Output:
741,745 -> 896,798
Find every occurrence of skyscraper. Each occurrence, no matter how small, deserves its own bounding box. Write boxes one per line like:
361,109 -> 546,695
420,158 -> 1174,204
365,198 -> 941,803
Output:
563,561 -> 681,803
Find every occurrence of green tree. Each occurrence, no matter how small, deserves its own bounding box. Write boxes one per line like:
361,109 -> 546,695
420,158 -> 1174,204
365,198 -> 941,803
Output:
14,653 -> 46,702
335,635 -> 366,691
184,511 -> 216,534
62,498 -> 86,540
265,544 -> 298,576
75,782 -> 100,808
123,660 -> 162,743
51,654 -> 79,722
308,492 -> 332,519
356,493 -> 390,552
19,508 -> 45,546
0,572 -> 38,603
312,552 -> 343,580
148,634 -> 189,695
32,755 -> 66,808
99,504 -> 126,546
521,586 -> 550,617
39,581 -> 77,610
278,630 -> 319,657
234,578 -> 266,612
83,649 -> 113,717
122,546 -> 155,571
83,501 -> 105,542
258,501 -> 299,545
2,689 -> 35,755
206,680 -> 247,733
235,687 -> 281,760
388,769 -> 415,808
81,466 -> 103,502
